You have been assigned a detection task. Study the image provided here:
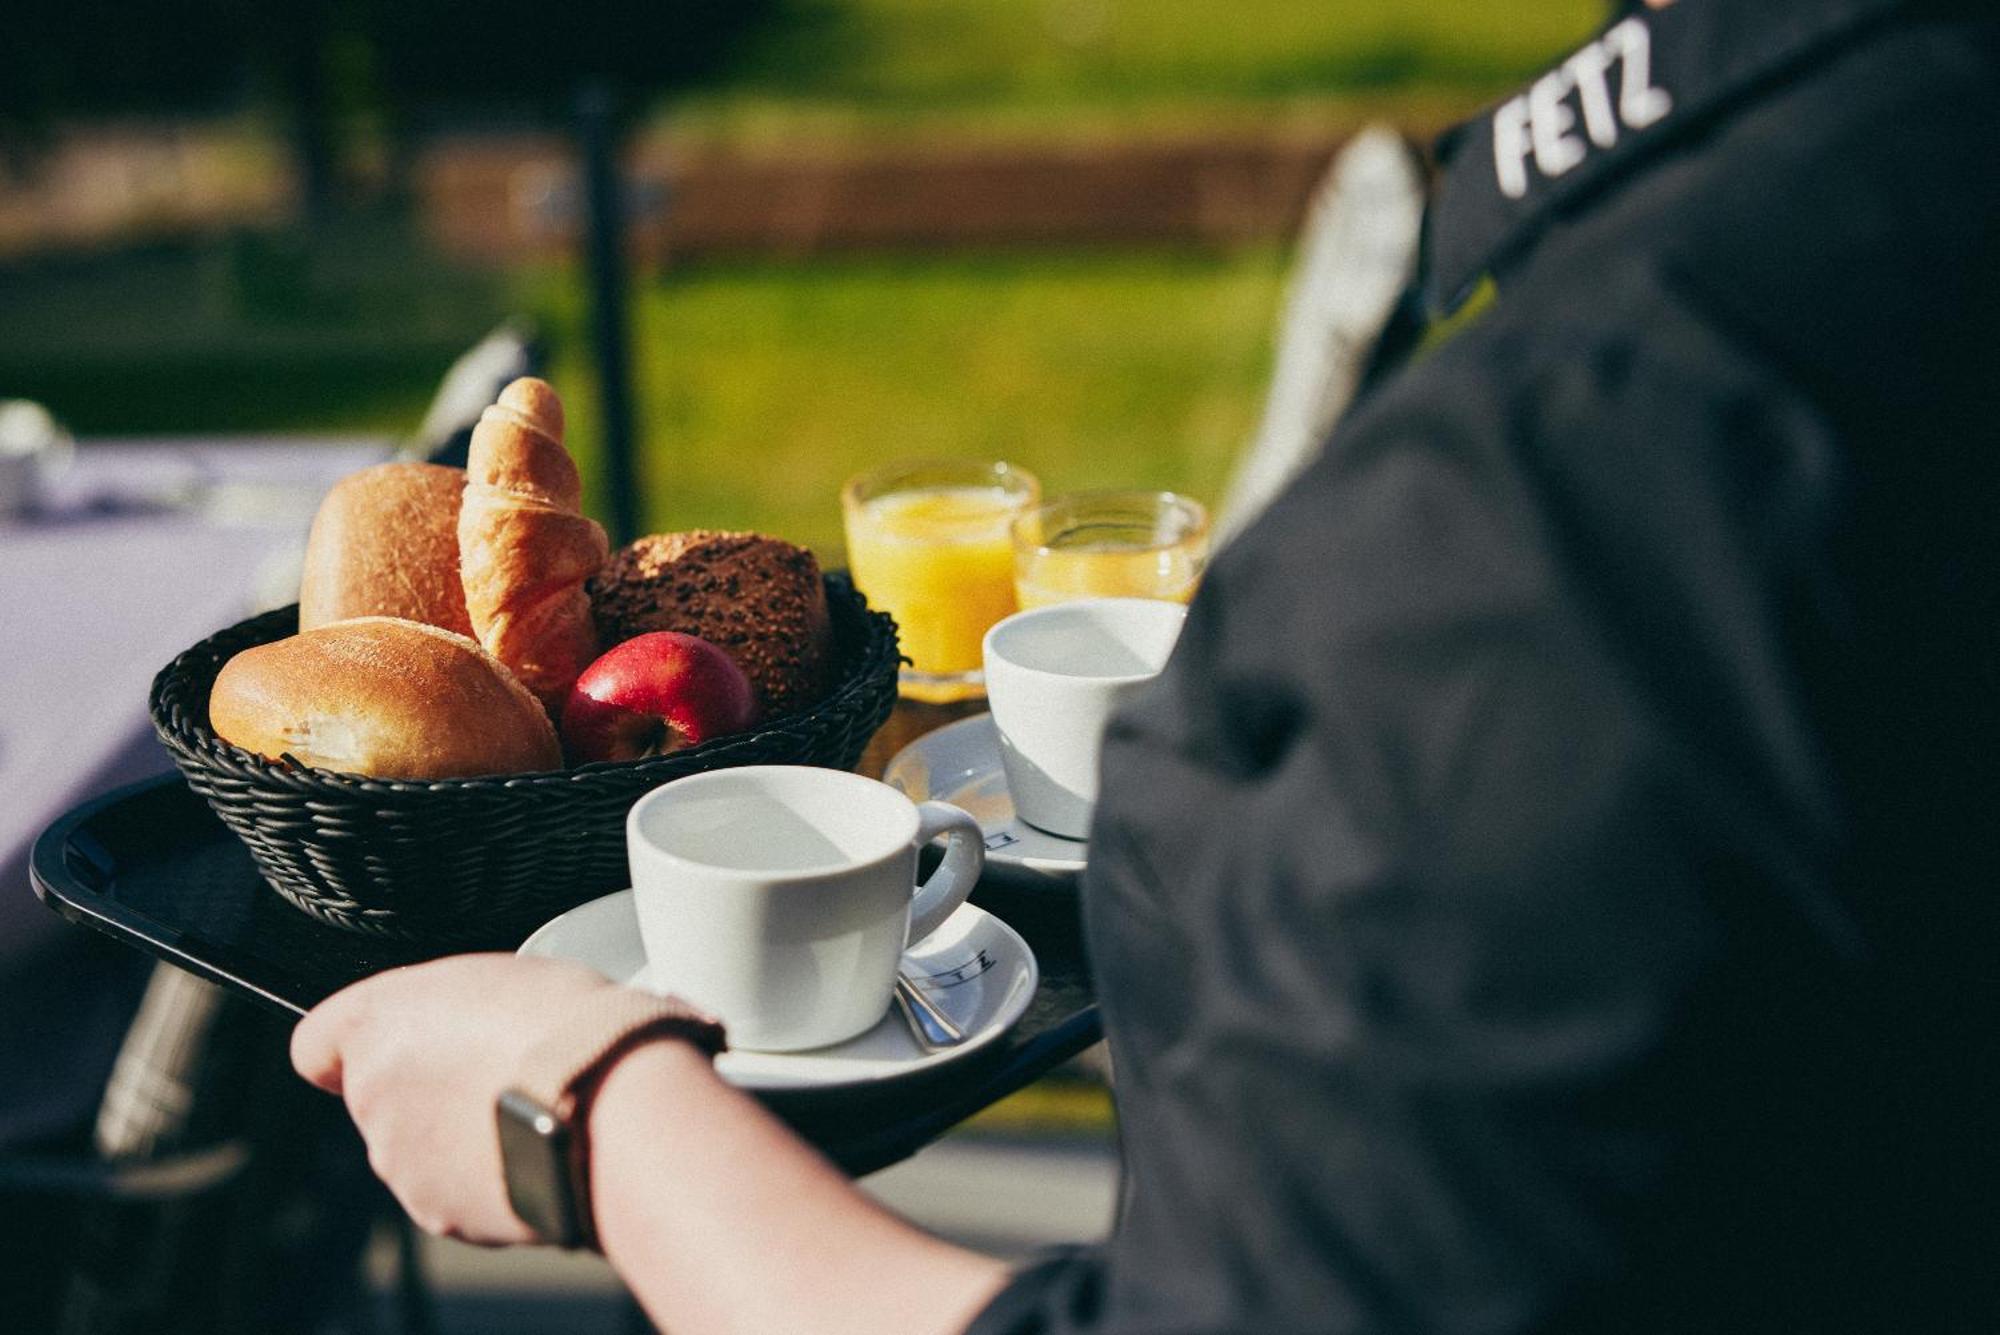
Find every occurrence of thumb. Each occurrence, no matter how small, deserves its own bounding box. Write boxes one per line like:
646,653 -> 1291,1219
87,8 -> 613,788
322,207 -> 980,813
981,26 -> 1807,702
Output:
290,989 -> 362,1095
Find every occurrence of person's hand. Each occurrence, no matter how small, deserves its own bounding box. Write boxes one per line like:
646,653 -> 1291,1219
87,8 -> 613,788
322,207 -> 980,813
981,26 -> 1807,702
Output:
291,952 -> 622,1245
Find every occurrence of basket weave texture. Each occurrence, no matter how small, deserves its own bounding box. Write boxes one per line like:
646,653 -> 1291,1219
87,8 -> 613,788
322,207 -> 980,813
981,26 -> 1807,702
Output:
150,574 -> 899,947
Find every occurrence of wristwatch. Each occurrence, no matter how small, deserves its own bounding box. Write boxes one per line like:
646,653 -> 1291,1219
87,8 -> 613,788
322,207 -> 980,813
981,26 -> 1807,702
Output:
496,991 -> 727,1250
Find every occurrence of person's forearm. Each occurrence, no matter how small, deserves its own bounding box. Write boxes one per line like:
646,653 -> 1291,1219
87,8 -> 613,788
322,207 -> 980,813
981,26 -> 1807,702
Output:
589,1039 -> 1010,1335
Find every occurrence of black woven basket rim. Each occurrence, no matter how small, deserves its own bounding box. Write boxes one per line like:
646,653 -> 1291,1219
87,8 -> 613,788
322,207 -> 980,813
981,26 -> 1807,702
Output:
149,572 -> 898,797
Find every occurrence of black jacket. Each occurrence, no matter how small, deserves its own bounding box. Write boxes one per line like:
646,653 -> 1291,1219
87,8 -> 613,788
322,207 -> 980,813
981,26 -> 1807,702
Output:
968,2 -> 2000,1331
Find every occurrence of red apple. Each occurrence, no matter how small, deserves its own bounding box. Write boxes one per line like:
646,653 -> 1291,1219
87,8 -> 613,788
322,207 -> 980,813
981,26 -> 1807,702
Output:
560,632 -> 759,764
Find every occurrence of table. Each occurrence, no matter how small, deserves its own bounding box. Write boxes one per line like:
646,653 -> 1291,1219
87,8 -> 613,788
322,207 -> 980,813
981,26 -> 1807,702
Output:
1,435 -> 391,1146
30,700 -> 1100,1176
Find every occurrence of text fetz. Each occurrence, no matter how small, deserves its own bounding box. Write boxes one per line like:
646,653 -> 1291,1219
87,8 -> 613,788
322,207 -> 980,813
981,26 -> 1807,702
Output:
1492,17 -> 1674,201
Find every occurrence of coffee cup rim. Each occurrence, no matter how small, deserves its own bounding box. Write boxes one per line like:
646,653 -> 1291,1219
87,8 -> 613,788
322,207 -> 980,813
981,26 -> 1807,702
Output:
983,597 -> 1187,687
626,765 -> 920,882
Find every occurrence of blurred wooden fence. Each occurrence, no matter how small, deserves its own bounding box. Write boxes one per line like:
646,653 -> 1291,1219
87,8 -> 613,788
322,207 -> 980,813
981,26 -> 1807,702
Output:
419,124 -> 1440,263
0,121 -> 1445,264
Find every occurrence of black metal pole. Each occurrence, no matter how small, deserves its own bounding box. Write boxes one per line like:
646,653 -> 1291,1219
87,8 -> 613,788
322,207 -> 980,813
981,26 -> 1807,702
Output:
577,79 -> 641,547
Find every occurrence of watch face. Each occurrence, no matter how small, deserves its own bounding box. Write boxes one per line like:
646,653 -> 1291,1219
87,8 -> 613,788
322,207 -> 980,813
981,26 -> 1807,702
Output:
497,1088 -> 583,1248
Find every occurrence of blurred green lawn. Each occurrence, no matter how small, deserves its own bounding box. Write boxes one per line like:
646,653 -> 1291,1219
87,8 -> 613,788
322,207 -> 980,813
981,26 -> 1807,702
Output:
539,249 -> 1286,556
0,239 -> 1285,558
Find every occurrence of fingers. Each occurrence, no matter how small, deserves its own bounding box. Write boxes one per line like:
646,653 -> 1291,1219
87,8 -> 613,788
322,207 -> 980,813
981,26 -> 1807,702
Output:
290,971 -> 380,1094
291,953 -> 609,1096
294,971 -> 404,1095
289,958 -> 444,1091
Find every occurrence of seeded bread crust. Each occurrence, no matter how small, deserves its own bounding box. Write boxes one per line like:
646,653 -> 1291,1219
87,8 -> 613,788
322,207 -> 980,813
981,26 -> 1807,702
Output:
589,531 -> 833,719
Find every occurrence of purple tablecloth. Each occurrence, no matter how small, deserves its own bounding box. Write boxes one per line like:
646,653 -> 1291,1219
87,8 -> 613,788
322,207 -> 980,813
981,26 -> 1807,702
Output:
0,436 -> 389,1146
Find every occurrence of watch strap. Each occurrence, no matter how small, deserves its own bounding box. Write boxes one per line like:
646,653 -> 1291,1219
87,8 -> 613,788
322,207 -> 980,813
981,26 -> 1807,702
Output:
514,989 -> 727,1113
499,991 -> 726,1249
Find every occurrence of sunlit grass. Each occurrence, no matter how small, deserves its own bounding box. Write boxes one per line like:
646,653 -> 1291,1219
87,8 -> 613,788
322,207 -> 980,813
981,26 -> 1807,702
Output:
4,239 -> 1288,560
530,247 -> 1288,559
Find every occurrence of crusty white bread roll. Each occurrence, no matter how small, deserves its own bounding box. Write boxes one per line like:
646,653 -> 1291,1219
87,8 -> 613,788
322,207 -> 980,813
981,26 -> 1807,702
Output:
299,462 -> 473,636
208,617 -> 562,779
458,377 -> 608,714
590,530 -> 833,718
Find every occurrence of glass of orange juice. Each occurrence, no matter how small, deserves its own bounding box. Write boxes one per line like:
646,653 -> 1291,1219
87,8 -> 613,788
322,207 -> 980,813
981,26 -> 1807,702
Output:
1011,490 -> 1211,610
842,459 -> 1041,702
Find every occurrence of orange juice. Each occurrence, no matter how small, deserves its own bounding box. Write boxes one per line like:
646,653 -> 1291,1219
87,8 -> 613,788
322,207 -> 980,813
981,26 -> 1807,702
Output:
1014,540 -> 1203,609
844,480 -> 1036,700
1011,491 -> 1210,611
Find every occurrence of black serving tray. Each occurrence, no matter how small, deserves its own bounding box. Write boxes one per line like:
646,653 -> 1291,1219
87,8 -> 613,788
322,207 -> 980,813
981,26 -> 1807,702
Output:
31,774 -> 1101,1174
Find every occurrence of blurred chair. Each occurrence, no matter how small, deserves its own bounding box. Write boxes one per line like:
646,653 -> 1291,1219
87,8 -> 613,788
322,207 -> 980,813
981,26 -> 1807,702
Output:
402,320 -> 545,468
1215,125 -> 1426,546
0,964 -> 432,1334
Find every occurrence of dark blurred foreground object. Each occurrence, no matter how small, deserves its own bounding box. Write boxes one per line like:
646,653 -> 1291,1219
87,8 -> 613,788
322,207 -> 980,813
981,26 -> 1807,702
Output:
0,967 -> 425,1335
575,81 -> 642,547
966,2 -> 2000,1333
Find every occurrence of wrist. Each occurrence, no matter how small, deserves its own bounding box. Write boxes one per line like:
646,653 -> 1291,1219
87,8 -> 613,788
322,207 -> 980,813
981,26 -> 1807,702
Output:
496,993 -> 725,1250
586,1036 -> 721,1172
586,1034 -> 740,1265
590,1028 -> 718,1121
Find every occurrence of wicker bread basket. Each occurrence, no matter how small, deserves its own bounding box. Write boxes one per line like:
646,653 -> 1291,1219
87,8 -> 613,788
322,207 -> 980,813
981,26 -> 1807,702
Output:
149,574 -> 899,947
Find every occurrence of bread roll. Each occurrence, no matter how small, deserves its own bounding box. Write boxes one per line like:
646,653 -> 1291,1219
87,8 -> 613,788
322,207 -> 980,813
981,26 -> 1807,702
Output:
458,377 -> 608,714
590,530 -> 833,718
209,617 -> 562,779
300,462 -> 472,636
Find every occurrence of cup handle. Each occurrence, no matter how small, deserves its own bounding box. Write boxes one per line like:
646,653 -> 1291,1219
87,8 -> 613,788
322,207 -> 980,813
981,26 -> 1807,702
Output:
907,801 -> 984,946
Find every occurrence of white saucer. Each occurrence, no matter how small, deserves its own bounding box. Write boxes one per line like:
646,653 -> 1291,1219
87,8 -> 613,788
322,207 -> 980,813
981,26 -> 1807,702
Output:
517,891 -> 1038,1093
881,713 -> 1087,885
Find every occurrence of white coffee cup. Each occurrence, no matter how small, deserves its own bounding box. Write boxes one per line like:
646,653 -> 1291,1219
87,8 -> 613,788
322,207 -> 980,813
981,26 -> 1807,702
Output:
983,597 -> 1186,840
625,765 -> 985,1052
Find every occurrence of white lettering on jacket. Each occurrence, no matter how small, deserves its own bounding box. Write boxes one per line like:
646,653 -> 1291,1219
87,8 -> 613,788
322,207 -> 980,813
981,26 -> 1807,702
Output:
1493,16 -> 1675,200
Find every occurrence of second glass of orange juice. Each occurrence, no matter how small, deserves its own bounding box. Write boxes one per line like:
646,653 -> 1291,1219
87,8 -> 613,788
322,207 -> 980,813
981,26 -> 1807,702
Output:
842,460 -> 1041,702
1011,490 -> 1210,610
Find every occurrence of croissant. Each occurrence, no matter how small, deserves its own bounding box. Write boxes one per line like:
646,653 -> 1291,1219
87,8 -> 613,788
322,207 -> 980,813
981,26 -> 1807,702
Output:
458,377 -> 609,714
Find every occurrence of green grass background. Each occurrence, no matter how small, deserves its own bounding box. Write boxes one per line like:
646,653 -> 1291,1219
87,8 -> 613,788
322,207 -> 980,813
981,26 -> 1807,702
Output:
0,241 -> 1289,559
539,249 -> 1289,555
